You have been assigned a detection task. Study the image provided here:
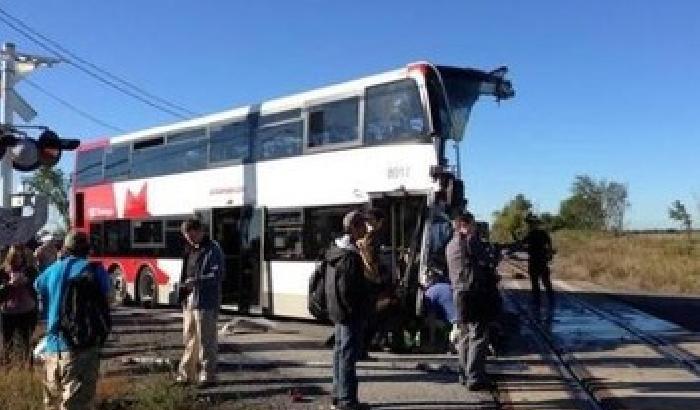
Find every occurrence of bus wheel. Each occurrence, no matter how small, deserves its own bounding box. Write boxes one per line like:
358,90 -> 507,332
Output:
109,266 -> 129,306
137,267 -> 157,308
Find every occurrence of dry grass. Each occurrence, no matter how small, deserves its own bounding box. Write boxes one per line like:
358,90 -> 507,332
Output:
0,365 -> 43,410
0,365 -> 288,410
0,366 -> 204,410
552,230 -> 700,294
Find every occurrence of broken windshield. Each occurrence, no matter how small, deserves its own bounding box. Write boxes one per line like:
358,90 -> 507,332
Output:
435,66 -> 514,141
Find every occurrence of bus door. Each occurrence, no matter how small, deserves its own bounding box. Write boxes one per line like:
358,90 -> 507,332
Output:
368,193 -> 427,287
209,206 -> 263,312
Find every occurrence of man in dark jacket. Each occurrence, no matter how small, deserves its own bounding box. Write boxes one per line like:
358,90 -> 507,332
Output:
176,218 -> 224,387
522,214 -> 554,310
326,210 -> 370,410
445,210 -> 498,391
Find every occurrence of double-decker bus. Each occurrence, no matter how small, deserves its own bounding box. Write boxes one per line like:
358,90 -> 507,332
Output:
72,62 -> 513,318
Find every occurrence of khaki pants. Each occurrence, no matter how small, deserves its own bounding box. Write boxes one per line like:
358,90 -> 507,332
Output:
43,348 -> 100,410
178,306 -> 218,382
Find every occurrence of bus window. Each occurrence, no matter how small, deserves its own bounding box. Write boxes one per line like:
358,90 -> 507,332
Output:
75,148 -> 104,186
210,121 -> 250,163
308,98 -> 359,148
167,128 -> 206,144
265,209 -> 304,260
259,109 -> 301,126
303,205 -> 354,259
255,120 -> 303,160
132,138 -> 208,178
103,220 -> 131,255
364,79 -> 426,144
89,222 -> 104,255
104,145 -> 130,181
133,220 -> 165,247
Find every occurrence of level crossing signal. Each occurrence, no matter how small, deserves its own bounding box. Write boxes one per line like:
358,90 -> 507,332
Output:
0,128 -> 80,171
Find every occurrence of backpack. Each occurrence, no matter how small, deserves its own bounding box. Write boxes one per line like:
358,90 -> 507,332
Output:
59,260 -> 111,350
308,259 -> 328,320
324,247 -> 364,324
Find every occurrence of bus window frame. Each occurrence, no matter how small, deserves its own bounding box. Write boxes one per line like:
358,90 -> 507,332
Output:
265,207 -> 305,260
131,219 -> 166,249
302,92 -> 364,154
75,147 -> 106,187
207,116 -> 251,167
103,144 -> 131,182
131,130 -> 208,179
254,109 -> 304,161
362,78 -> 430,146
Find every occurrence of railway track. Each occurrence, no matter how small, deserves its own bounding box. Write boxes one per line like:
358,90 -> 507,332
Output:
498,258 -> 700,409
499,278 -> 612,410
503,259 -> 700,377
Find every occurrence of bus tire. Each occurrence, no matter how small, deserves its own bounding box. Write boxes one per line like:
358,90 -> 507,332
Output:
136,267 -> 157,308
109,265 -> 129,306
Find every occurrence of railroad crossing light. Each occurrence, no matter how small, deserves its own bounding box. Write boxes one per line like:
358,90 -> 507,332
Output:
36,129 -> 80,167
0,128 -> 79,171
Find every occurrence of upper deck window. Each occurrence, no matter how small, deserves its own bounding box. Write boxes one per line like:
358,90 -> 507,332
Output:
255,110 -> 303,160
210,120 -> 250,163
132,137 -> 207,178
364,79 -> 426,143
308,98 -> 359,148
75,148 -> 104,186
104,145 -> 130,180
167,128 -> 206,144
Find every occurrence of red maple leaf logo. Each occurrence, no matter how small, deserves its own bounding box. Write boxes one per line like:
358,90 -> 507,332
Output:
124,184 -> 149,218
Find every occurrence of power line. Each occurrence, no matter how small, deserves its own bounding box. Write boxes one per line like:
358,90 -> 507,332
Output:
22,78 -> 125,133
0,7 -> 197,119
0,7 -> 198,117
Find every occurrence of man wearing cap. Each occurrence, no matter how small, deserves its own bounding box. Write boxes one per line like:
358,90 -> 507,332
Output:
523,214 -> 554,309
326,210 -> 371,410
34,230 -> 111,410
445,211 -> 495,391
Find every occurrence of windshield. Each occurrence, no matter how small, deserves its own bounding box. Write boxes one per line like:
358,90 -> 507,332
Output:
434,65 -> 514,141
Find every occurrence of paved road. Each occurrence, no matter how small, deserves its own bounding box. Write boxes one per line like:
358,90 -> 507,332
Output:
104,307 -> 498,409
102,280 -> 700,410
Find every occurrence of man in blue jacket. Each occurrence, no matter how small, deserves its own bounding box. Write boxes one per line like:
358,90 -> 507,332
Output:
177,218 -> 224,387
35,230 -> 110,410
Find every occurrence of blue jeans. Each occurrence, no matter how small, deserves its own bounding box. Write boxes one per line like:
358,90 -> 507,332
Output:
332,320 -> 363,406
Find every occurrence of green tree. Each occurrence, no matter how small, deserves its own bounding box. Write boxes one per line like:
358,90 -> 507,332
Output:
491,194 -> 532,242
558,175 -> 628,231
559,193 -> 604,230
24,167 -> 71,229
669,200 -> 692,234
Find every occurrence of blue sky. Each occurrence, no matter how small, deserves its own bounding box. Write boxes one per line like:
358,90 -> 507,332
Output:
2,1 -> 698,228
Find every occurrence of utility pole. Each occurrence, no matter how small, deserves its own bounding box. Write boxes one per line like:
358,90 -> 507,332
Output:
0,42 -> 60,208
